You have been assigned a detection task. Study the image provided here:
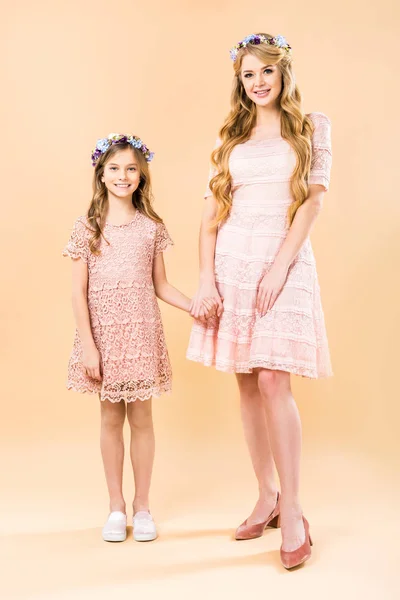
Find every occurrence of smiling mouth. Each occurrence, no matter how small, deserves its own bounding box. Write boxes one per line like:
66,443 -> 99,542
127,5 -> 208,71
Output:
254,89 -> 271,96
114,183 -> 131,188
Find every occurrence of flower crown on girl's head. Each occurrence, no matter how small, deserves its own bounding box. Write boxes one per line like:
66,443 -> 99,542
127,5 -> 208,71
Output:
229,33 -> 291,62
91,133 -> 154,166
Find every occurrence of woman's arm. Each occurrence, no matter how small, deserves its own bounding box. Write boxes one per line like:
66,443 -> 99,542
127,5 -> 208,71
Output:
190,196 -> 224,319
71,258 -> 102,380
257,185 -> 325,315
153,252 -> 192,312
274,185 -> 324,270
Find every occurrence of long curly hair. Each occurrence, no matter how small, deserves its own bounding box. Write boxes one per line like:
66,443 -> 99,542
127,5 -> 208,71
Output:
210,33 -> 314,227
86,143 -> 162,254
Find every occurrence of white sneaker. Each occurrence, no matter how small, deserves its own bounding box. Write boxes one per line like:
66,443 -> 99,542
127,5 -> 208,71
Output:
133,511 -> 157,542
102,511 -> 127,542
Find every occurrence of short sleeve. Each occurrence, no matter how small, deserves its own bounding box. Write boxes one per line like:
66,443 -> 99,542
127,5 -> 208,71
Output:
154,222 -> 174,256
204,137 -> 222,199
62,217 -> 90,263
309,113 -> 332,191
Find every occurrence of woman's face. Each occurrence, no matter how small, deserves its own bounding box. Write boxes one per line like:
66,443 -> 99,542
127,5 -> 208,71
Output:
240,53 -> 282,108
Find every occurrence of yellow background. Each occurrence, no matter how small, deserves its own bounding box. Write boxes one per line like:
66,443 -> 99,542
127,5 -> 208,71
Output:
1,1 -> 399,598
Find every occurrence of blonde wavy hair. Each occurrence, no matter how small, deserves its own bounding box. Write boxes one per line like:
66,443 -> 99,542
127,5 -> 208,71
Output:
86,143 -> 162,254
210,33 -> 314,227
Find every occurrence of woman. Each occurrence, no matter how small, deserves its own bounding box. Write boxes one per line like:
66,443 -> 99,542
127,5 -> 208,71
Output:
187,33 -> 332,569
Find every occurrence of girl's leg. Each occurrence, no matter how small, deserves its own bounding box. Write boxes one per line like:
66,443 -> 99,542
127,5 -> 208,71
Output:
126,399 -> 155,513
236,372 -> 278,522
256,369 -> 305,552
100,398 -> 127,513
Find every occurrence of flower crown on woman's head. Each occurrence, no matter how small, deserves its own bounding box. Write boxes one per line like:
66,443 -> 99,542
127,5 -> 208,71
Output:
229,34 -> 291,62
91,133 -> 154,166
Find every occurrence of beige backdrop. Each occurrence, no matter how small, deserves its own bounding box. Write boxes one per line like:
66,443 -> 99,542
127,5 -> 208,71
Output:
1,1 -> 399,599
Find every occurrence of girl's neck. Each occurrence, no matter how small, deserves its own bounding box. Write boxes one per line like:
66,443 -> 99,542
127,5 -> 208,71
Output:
106,193 -> 136,224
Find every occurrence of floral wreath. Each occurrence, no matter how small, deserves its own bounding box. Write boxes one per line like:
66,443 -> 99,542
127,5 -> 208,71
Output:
91,133 -> 154,166
230,34 -> 291,62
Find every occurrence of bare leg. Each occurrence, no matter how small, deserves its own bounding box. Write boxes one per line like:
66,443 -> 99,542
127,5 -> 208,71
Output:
100,398 -> 127,513
126,399 -> 155,513
257,369 -> 305,552
236,372 -> 278,523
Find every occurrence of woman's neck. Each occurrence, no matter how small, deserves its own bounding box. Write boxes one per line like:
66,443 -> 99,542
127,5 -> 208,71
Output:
254,104 -> 281,129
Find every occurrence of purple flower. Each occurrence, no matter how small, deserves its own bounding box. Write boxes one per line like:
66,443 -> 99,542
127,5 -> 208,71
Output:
112,135 -> 127,145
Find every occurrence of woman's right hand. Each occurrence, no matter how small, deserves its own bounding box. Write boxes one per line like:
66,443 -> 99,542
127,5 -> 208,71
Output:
82,345 -> 102,381
190,278 -> 224,320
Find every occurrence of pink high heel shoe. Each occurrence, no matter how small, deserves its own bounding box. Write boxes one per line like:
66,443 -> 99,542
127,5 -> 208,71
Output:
280,516 -> 313,569
235,492 -> 280,540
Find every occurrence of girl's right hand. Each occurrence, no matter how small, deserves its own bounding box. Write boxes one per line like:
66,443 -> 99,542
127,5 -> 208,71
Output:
82,345 -> 102,381
190,279 -> 224,320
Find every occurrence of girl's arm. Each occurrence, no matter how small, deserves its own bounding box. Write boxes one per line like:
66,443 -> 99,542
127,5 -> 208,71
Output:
190,196 -> 224,319
256,185 -> 325,315
71,258 -> 102,380
152,252 -> 192,312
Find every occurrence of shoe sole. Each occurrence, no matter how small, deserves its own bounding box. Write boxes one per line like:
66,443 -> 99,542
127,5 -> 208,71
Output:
133,532 -> 157,542
235,532 -> 263,540
282,552 -> 311,569
102,532 -> 127,542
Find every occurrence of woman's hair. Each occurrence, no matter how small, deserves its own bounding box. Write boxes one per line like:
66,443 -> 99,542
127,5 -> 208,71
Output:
86,143 -> 162,254
210,33 -> 314,227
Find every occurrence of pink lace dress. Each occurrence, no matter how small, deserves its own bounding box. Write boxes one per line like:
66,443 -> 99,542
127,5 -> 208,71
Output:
63,211 -> 173,401
187,112 -> 332,378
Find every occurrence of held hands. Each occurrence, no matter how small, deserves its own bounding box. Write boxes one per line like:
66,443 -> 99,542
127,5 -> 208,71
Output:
82,345 -> 103,381
256,264 -> 289,317
190,279 -> 224,321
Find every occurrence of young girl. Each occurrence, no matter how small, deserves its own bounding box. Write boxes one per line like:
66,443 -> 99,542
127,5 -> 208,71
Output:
63,133 -> 193,542
187,33 -> 332,568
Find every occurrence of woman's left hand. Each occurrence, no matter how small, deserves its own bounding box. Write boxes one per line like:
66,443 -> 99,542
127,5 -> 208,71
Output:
256,264 -> 289,316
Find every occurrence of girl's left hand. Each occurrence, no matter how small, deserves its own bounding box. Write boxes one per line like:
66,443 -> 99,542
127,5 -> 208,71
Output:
256,264 -> 289,316
196,298 -> 217,322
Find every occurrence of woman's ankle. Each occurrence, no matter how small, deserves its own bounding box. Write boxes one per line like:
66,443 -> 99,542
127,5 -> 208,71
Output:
258,486 -> 279,503
279,496 -> 302,518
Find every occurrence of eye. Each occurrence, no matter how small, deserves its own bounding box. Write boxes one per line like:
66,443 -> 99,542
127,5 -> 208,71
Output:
128,167 -> 137,171
109,167 -> 117,171
244,73 -> 253,78
264,68 -> 273,74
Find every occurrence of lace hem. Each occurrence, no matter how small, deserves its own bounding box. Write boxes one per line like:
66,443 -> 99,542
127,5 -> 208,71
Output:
62,245 -> 88,263
66,381 -> 172,402
309,173 -> 330,191
63,217 -> 90,262
186,351 -> 332,379
155,222 -> 174,256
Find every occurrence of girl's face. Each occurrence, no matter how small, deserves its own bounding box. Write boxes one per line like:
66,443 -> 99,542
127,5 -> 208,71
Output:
101,147 -> 141,198
240,53 -> 282,108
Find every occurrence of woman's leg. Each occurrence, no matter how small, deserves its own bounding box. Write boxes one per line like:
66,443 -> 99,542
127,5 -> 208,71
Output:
100,398 -> 127,513
126,399 -> 155,513
236,372 -> 278,522
256,369 -> 305,552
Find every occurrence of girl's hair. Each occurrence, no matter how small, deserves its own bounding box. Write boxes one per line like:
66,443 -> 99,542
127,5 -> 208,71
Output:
86,143 -> 162,254
210,33 -> 314,227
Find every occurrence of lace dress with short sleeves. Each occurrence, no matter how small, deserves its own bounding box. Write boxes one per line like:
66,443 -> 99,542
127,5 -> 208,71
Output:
63,211 -> 173,401
187,112 -> 333,378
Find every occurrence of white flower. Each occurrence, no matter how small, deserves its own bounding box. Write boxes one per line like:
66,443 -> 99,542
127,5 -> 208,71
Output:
274,35 -> 289,48
96,138 -> 111,152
